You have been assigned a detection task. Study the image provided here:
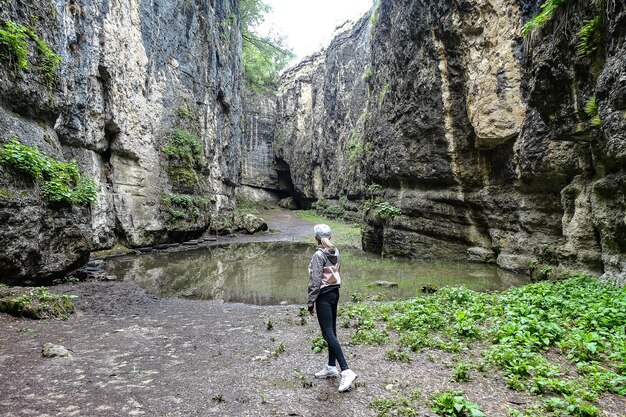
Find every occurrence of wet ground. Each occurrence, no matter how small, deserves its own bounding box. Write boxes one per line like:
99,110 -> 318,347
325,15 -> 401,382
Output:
1,210 -> 624,416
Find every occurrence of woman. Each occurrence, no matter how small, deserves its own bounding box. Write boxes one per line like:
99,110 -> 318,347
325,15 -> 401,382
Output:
307,223 -> 357,392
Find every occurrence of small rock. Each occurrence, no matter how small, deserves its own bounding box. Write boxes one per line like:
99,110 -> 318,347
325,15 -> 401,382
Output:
421,284 -> 438,294
373,280 -> 398,288
42,343 -> 72,358
278,197 -> 298,210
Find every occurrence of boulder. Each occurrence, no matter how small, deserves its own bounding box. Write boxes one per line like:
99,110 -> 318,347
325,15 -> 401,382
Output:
235,214 -> 268,234
42,343 -> 72,358
278,197 -> 298,210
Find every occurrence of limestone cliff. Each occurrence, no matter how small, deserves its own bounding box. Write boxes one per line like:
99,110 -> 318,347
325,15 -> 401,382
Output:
273,0 -> 626,282
0,0 -> 242,282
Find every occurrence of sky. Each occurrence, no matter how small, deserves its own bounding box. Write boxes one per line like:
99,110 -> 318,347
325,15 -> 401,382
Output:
257,0 -> 375,60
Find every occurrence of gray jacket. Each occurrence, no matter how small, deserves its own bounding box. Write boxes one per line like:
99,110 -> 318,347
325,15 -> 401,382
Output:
307,246 -> 340,309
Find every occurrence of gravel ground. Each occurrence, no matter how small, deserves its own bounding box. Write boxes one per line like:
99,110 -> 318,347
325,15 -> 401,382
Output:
1,210 -> 624,416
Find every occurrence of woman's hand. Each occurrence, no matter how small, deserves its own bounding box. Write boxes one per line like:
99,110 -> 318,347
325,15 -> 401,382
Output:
309,307 -> 316,317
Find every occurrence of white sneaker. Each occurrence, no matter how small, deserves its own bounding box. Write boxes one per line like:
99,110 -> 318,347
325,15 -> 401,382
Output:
338,369 -> 357,392
315,365 -> 339,378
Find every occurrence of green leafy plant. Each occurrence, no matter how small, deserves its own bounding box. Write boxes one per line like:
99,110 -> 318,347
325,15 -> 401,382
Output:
177,106 -> 194,120
452,362 -> 472,382
577,15 -> 602,56
0,138 -> 97,205
431,391 -> 486,417
311,336 -> 327,353
163,129 -> 202,167
387,348 -> 411,362
271,341 -> 285,357
0,21 -> 61,87
584,96 -> 602,127
374,201 -> 401,220
0,20 -> 30,71
522,0 -> 570,37
266,319 -> 274,331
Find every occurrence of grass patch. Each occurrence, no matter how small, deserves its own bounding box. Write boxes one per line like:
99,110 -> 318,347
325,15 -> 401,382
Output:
349,275 -> 626,416
295,210 -> 361,247
0,287 -> 76,320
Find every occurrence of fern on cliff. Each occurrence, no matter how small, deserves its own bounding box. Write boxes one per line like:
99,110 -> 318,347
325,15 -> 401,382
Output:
584,95 -> 602,126
522,0 -> 570,37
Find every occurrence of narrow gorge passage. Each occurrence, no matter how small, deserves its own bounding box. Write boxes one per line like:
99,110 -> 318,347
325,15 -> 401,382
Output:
1,0 -> 626,416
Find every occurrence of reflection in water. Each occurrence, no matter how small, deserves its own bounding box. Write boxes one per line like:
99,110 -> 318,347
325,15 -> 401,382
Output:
103,242 -> 529,305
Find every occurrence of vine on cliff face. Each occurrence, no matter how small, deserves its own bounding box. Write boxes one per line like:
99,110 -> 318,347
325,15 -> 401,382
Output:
0,20 -> 61,88
0,137 -> 97,206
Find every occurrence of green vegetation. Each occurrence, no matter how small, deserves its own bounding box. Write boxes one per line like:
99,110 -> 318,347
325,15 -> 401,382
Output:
363,68 -> 374,79
0,138 -> 97,205
524,0 -> 605,60
240,0 -> 294,92
0,21 -> 29,71
522,0 -> 569,37
431,391 -> 486,417
369,391 -> 422,417
584,95 -> 602,126
0,20 -> 61,87
177,106 -> 194,120
271,341 -> 286,357
311,336 -> 328,353
577,15 -> 601,56
363,183 -> 401,221
164,165 -> 199,189
387,348 -> 411,362
452,362 -> 472,382
0,286 -> 76,320
314,195 -> 349,219
163,129 -> 203,167
295,210 -> 361,246
345,276 -> 626,416
161,193 -> 210,221
379,83 -> 390,105
372,201 -> 401,220
369,0 -> 381,38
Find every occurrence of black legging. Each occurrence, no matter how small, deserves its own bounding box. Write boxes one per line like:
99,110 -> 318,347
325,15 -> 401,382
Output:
316,288 -> 349,371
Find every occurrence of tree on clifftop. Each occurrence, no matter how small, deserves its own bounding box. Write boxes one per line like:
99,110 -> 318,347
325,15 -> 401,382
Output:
240,0 -> 294,93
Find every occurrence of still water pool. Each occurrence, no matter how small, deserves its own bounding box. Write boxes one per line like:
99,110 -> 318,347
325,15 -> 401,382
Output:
103,242 -> 529,305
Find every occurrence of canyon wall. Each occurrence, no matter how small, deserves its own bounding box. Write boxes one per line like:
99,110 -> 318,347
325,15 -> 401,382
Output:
274,0 -> 626,282
0,0 -> 242,281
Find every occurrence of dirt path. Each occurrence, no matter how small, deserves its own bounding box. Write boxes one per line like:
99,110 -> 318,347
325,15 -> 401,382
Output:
1,209 -> 624,416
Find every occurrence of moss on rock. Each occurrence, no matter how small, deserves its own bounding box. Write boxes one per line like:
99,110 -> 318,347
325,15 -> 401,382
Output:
0,286 -> 76,319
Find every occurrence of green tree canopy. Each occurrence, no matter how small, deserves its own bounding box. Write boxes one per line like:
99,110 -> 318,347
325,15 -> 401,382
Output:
240,0 -> 294,93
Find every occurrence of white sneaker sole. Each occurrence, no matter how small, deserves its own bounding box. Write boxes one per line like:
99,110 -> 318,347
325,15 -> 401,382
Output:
338,375 -> 357,392
315,373 -> 339,379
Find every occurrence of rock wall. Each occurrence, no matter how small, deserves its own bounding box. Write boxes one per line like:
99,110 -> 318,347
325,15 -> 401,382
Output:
275,0 -> 626,282
275,16 -> 371,205
0,0 -> 242,281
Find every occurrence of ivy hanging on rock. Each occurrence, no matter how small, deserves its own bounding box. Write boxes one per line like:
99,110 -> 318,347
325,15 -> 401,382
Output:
0,137 -> 98,206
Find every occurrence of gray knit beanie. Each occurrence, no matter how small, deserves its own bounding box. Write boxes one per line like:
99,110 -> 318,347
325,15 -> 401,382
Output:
314,224 -> 332,239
